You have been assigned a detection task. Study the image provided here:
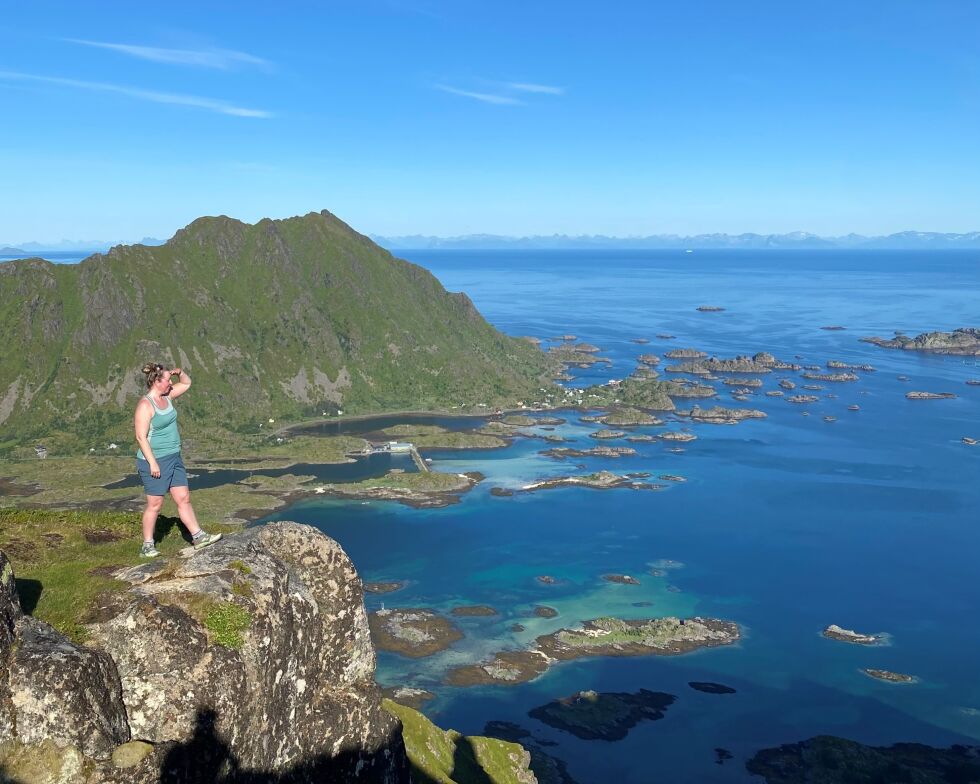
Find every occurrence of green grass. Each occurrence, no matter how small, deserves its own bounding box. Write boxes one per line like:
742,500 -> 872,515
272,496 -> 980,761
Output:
229,560 -> 251,574
203,601 -> 252,649
0,508 -> 192,642
383,699 -> 533,784
327,470 -> 470,494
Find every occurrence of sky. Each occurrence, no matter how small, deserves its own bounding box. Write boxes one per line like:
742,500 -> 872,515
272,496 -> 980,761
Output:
1,0 -> 979,243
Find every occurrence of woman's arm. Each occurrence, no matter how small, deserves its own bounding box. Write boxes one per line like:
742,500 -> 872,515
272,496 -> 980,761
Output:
134,399 -> 161,477
168,367 -> 192,399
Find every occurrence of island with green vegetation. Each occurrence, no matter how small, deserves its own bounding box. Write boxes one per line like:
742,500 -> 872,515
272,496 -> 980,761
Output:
318,469 -> 480,508
446,615 -> 740,687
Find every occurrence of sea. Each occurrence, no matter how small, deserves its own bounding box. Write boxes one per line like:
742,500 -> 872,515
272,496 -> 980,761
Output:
260,249 -> 980,782
36,248 -> 980,781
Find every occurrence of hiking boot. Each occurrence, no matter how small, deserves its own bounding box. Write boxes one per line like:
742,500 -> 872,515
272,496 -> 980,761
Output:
192,531 -> 222,550
140,542 -> 161,558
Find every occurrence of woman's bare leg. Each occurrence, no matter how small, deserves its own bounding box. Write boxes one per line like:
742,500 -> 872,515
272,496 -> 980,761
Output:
169,485 -> 202,537
142,495 -> 165,542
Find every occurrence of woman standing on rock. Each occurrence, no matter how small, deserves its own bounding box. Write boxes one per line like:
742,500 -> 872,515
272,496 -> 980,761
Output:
134,363 -> 221,557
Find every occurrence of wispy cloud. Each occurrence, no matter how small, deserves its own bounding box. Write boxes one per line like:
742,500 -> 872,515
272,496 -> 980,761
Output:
65,39 -> 270,70
506,82 -> 564,95
435,84 -> 523,105
0,70 -> 271,117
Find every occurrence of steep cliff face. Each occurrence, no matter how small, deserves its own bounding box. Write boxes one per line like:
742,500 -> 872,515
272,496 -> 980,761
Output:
0,522 -> 411,783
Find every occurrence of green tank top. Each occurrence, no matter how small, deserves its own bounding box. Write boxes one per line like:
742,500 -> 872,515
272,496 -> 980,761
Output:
136,394 -> 181,459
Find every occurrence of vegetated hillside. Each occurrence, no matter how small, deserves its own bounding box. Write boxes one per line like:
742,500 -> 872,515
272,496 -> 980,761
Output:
0,210 -> 553,449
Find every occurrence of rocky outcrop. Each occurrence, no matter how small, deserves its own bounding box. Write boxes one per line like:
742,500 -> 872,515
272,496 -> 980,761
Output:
678,405 -> 766,424
862,327 -> 980,355
0,523 -> 412,783
906,391 -> 956,400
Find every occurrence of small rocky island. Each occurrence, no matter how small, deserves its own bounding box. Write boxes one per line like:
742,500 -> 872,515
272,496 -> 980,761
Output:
590,429 -> 627,440
602,574 -> 641,585
822,624 -> 884,645
541,446 -> 638,459
363,581 -> 406,594
688,681 -> 737,694
528,688 -> 676,741
678,405 -> 767,424
519,470 -> 663,493
862,668 -> 916,684
600,407 -> 664,426
862,327 -> 980,355
319,469 -> 479,508
368,608 -> 464,657
906,391 -> 957,400
445,615 -> 740,687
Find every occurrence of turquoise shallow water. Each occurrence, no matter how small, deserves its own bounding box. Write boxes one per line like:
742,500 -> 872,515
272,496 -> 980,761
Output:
263,250 -> 980,782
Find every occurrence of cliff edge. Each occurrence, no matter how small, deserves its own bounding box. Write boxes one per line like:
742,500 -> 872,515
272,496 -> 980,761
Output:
0,522 -> 411,783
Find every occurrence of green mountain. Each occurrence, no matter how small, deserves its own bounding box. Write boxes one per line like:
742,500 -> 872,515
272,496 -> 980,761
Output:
0,210 -> 553,450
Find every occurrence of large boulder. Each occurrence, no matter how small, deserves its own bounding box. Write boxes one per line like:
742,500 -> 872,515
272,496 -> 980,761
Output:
7,618 -> 129,759
0,549 -> 21,745
0,522 -> 411,783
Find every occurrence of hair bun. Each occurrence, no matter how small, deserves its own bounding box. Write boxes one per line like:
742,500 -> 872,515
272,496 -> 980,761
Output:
142,362 -> 162,375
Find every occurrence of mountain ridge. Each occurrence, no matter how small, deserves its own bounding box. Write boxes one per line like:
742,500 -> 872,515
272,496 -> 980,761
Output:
0,210 -> 553,450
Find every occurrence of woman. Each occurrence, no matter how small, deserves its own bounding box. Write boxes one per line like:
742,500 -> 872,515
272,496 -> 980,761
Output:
134,362 -> 221,557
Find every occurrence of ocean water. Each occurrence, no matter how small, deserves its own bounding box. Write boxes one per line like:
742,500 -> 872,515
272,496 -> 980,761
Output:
263,250 -> 980,782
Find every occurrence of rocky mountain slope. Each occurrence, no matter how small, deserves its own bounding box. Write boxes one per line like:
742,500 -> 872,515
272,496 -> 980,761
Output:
0,210 -> 553,448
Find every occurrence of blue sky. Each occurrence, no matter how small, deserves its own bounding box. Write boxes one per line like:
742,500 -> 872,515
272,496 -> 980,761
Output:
1,1 -> 978,242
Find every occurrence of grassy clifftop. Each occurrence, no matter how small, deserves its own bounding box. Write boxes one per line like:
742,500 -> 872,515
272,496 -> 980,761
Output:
0,210 -> 553,452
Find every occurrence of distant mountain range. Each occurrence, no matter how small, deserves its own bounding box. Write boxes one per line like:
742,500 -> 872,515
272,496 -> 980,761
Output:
0,238 -> 164,254
6,231 -> 980,257
371,231 -> 980,250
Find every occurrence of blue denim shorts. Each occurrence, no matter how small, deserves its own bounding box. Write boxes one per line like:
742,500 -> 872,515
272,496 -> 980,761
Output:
136,452 -> 188,496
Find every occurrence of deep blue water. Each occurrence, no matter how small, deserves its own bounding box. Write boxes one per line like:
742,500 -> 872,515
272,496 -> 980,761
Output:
0,250 -> 94,264
264,250 -> 980,782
